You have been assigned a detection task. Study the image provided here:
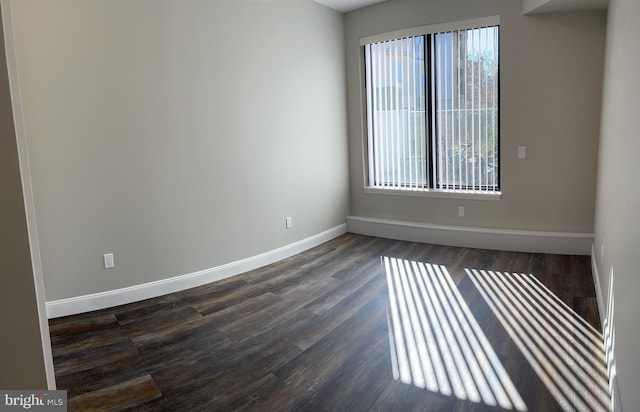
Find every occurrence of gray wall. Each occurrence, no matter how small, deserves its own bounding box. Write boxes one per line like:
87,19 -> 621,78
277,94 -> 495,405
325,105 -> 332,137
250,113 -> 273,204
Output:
593,0 -> 640,409
346,0 -> 606,233
0,12 -> 48,388
11,0 -> 349,301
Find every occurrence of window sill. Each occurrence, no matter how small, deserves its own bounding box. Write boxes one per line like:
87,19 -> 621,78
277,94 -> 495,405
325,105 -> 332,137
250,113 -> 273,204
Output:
364,187 -> 501,201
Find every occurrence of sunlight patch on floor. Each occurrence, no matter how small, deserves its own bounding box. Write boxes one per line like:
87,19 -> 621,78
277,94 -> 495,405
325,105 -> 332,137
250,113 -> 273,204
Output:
467,269 -> 612,412
384,256 -> 526,411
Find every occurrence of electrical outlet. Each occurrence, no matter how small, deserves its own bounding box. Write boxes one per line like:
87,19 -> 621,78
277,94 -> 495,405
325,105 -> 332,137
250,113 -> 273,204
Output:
286,216 -> 293,229
458,206 -> 465,217
518,146 -> 527,159
103,253 -> 114,269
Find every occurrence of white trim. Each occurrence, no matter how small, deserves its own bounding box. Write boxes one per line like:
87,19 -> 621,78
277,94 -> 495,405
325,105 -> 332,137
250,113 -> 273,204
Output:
590,246 -> 622,412
364,186 -> 501,201
346,215 -> 593,255
611,382 -> 621,412
359,15 -> 500,45
46,224 -> 347,319
1,0 -> 56,389
590,245 -> 606,327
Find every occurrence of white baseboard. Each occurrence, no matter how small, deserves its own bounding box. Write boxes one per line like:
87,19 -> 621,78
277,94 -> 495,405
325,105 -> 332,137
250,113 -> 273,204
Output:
46,224 -> 347,318
346,215 -> 593,255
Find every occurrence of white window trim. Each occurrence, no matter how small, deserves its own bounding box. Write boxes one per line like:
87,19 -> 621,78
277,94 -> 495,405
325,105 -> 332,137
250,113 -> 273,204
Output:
364,186 -> 501,201
359,15 -> 500,46
360,15 -> 501,201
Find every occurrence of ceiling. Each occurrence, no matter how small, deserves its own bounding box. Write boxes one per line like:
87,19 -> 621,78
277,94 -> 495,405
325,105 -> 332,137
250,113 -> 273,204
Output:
314,0 -> 608,14
524,0 -> 608,14
312,0 -> 387,13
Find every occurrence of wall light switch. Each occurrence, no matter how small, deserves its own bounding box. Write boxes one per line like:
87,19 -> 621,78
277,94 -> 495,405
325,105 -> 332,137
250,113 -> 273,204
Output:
285,216 -> 293,229
458,206 -> 465,217
104,253 -> 114,269
518,146 -> 527,159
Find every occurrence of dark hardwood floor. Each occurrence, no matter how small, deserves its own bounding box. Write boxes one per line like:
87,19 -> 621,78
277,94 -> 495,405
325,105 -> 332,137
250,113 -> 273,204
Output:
49,234 -> 611,411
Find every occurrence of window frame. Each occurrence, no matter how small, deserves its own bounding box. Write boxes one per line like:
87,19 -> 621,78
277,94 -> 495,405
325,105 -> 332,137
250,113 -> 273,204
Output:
360,16 -> 501,201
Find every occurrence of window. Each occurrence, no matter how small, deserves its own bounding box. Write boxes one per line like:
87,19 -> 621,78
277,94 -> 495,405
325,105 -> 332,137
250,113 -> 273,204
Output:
363,18 -> 500,195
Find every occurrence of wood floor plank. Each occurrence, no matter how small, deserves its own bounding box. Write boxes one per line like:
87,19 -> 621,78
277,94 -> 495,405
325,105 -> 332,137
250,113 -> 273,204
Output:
270,269 -> 340,310
53,340 -> 140,377
68,375 -> 162,411
200,291 -> 284,327
114,295 -> 189,323
55,357 -> 147,399
302,256 -> 382,315
190,282 -> 276,316
130,315 -> 231,355
291,273 -> 388,351
49,312 -> 119,338
226,332 -> 306,376
50,326 -> 128,358
175,277 -> 249,300
119,306 -> 203,340
217,299 -> 306,342
140,371 -> 282,412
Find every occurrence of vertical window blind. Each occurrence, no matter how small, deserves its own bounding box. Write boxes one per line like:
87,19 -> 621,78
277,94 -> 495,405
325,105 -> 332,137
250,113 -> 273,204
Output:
365,37 -> 427,189
364,22 -> 499,193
